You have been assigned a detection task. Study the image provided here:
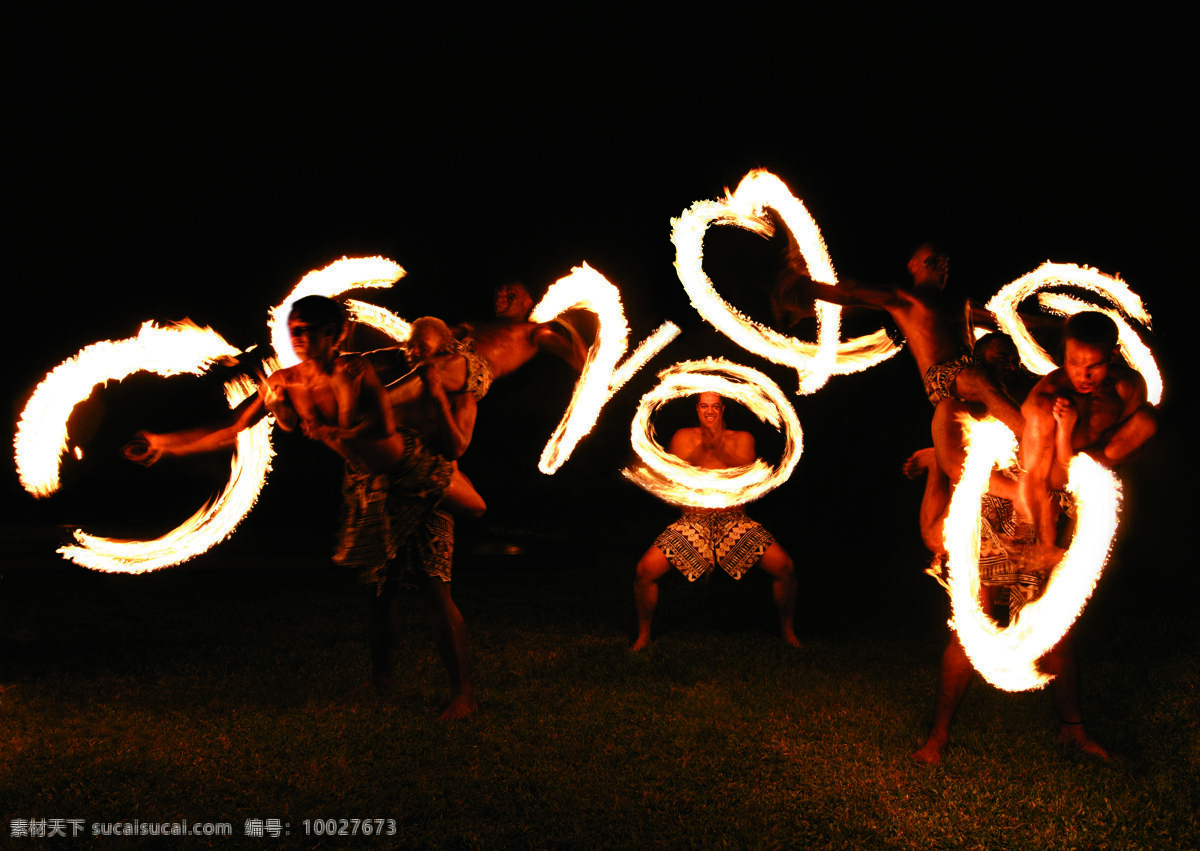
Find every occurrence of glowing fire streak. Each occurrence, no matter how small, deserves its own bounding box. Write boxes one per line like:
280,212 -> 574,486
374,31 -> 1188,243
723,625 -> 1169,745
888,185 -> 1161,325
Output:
623,359 -> 802,508
986,262 -> 1158,402
671,169 -> 900,394
530,264 -> 680,473
59,373 -> 276,574
943,417 -> 1121,691
344,299 -> 412,344
15,321 -> 242,498
269,256 -> 406,365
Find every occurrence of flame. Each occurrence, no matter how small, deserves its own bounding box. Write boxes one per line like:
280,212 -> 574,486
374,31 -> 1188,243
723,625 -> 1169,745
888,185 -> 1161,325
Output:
344,299 -> 412,344
15,320 -> 242,498
58,371 -> 277,573
986,262 -> 1159,403
268,256 -> 407,365
530,264 -> 680,473
943,417 -> 1121,691
622,358 -> 802,508
671,169 -> 900,394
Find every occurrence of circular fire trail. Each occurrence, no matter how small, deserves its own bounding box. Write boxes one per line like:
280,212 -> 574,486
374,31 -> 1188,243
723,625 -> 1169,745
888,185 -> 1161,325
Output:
671,169 -> 900,395
986,261 -> 1160,404
623,358 -> 802,508
944,418 -> 1121,691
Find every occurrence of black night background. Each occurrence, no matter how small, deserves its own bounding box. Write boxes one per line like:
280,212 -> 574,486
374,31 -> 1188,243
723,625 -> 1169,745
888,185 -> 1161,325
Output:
3,15 -> 1195,848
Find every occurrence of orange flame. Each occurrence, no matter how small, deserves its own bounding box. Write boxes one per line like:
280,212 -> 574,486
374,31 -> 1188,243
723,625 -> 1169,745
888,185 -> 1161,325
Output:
58,371 -> 277,573
530,264 -> 680,473
622,358 -> 802,508
943,417 -> 1121,691
269,256 -> 407,364
15,320 -> 242,498
986,262 -> 1159,404
671,169 -> 900,394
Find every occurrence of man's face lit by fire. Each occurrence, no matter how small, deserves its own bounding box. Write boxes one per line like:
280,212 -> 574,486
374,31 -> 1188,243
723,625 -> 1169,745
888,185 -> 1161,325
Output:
977,336 -> 1020,383
907,245 -> 948,288
408,327 -> 448,362
494,283 -> 534,320
696,392 -> 725,428
288,316 -> 339,362
1063,339 -> 1112,395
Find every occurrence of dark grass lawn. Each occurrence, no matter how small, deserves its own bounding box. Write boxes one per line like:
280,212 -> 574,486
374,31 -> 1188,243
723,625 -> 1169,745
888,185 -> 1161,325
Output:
1,537 -> 1197,849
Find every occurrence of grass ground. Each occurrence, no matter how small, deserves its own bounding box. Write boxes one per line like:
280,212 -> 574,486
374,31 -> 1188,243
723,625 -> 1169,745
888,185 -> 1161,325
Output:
1,544 -> 1196,849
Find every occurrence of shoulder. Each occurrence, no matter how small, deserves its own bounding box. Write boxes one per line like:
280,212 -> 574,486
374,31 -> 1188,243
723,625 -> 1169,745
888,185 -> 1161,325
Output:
1023,370 -> 1065,415
1111,364 -> 1147,398
667,428 -> 701,451
334,353 -> 371,379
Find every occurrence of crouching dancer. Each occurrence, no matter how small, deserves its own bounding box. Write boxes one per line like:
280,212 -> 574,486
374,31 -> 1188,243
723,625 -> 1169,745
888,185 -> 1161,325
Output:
632,393 -> 798,651
125,297 -> 479,720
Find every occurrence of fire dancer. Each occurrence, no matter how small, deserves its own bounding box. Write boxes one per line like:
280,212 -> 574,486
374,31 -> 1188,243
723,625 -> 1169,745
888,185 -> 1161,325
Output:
912,313 -> 1157,764
779,242 -> 1026,488
125,297 -> 480,720
368,281 -> 588,402
1019,311 -> 1157,563
632,392 -> 798,651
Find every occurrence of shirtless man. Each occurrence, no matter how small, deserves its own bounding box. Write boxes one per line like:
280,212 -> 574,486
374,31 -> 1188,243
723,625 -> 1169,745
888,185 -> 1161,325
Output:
781,244 -> 1025,492
126,297 -> 480,720
368,280 -> 587,406
1020,311 -> 1157,560
453,280 -> 588,386
632,393 -> 799,651
912,312 -> 1157,764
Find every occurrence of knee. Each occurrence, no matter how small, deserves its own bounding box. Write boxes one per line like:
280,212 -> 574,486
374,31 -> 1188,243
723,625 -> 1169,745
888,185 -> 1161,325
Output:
635,551 -> 664,584
1131,405 -> 1158,439
763,551 -> 794,579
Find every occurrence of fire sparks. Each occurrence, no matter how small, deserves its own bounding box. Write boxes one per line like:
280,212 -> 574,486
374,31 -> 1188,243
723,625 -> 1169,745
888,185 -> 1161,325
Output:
59,372 -> 276,574
623,358 -> 802,508
943,417 -> 1121,691
15,320 -> 242,498
530,264 -> 680,474
671,169 -> 900,395
986,262 -> 1159,403
268,256 -> 406,365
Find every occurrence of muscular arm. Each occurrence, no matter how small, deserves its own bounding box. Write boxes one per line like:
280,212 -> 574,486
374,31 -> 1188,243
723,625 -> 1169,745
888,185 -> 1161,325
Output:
420,363 -> 477,461
531,319 -> 588,372
1093,402 -> 1157,466
125,392 -> 267,465
1091,372 -> 1155,467
385,353 -> 469,408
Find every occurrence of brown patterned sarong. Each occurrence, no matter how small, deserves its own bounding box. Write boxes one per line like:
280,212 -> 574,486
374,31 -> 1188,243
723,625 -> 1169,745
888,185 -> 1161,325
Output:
332,429 -> 454,592
977,494 -> 1044,620
923,352 -> 975,406
654,508 -> 775,581
448,336 -> 494,400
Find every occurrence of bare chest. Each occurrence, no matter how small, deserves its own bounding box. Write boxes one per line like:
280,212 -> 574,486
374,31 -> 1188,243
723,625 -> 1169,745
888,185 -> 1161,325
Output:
1072,389 -> 1125,449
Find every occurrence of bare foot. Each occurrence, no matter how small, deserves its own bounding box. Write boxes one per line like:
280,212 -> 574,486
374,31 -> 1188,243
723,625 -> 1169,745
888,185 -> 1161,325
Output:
630,634 -> 652,652
1060,725 -> 1112,760
439,694 -> 477,722
903,447 -> 937,480
782,630 -> 802,648
912,736 -> 947,765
